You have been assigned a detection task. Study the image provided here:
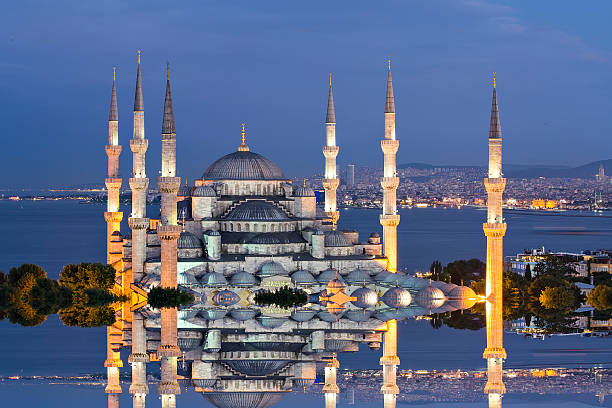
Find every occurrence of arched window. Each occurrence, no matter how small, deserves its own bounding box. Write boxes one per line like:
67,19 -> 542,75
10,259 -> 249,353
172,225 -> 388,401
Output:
245,224 -> 250,232
262,225 -> 267,232
237,224 -> 241,232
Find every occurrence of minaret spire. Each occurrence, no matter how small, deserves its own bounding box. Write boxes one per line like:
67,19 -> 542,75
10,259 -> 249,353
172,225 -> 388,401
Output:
483,73 -> 507,408
385,57 -> 395,114
109,68 -> 118,122
162,63 -> 176,136
322,74 -> 340,227
134,50 -> 144,111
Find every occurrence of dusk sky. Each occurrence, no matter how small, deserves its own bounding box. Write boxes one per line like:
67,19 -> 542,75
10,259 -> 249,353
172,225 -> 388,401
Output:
2,0 -> 611,188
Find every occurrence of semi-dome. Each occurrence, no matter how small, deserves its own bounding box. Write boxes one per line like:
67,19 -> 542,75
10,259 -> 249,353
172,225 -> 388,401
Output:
399,275 -> 428,290
318,310 -> 343,322
257,261 -> 286,277
200,309 -> 227,320
293,185 -> 315,197
193,185 -> 216,197
230,271 -> 259,287
345,309 -> 372,322
178,333 -> 202,351
290,309 -> 316,322
448,285 -> 477,299
293,378 -> 315,388
202,150 -> 285,180
257,316 -> 288,329
177,231 -> 202,249
345,269 -> 373,285
204,392 -> 284,408
324,230 -> 352,247
178,183 -> 192,197
374,271 -> 402,287
325,339 -> 353,352
225,201 -> 289,221
351,287 -> 378,308
290,270 -> 317,286
245,233 -> 289,245
224,360 -> 292,377
382,287 -> 412,308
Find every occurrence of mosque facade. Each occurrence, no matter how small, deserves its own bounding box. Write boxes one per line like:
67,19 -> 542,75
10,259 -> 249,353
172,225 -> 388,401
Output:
103,54 -> 480,408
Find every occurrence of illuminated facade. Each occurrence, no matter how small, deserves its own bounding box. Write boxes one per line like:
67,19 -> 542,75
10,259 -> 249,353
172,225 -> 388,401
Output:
483,74 -> 506,408
102,57 -> 479,408
322,75 -> 340,227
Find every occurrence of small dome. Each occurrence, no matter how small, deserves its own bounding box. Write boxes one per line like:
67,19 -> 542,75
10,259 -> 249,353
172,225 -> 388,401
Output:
293,378 -> 315,388
345,309 -> 372,322
369,232 -> 380,238
177,231 -> 202,249
375,271 -> 402,287
325,339 -> 352,352
327,278 -> 347,292
193,185 -> 216,197
374,309 -> 404,321
317,269 -> 342,285
225,200 -> 289,221
212,290 -> 239,307
324,230 -> 352,247
200,309 -> 227,320
178,183 -> 192,197
205,229 -> 221,236
202,150 -> 286,181
431,280 -> 459,295
291,270 -> 317,286
415,287 -> 447,309
229,308 -> 259,321
193,379 -> 216,388
345,269 -> 373,285
230,271 -> 259,287
318,310 -> 343,322
302,226 -> 316,233
257,316 -> 287,328
448,285 -> 477,300
293,185 -> 315,197
178,335 -> 202,351
399,275 -> 428,290
257,261 -> 286,277
382,287 -> 412,308
351,287 -> 378,308
200,272 -> 227,287
290,309 -> 316,322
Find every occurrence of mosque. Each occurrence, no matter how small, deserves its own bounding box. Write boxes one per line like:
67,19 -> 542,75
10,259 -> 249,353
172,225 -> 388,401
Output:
102,53 -> 487,408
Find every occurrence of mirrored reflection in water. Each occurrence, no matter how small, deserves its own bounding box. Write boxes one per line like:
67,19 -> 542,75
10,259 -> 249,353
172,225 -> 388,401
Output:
104,271 -> 478,408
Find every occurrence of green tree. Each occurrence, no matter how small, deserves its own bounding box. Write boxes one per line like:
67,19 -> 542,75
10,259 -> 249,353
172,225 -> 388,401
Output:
587,285 -> 612,311
148,287 -> 195,309
254,287 -> 307,308
524,264 -> 532,281
59,263 -> 116,291
443,259 -> 485,285
532,255 -> 577,279
429,261 -> 443,280
539,286 -> 576,310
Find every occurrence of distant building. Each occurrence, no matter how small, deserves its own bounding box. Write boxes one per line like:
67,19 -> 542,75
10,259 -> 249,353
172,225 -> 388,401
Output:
596,163 -> 607,182
347,164 -> 355,186
505,247 -> 612,277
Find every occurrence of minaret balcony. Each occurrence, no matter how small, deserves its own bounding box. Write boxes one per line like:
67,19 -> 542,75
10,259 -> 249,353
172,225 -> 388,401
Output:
129,177 -> 149,191
104,211 -> 123,224
157,225 -> 181,241
483,223 -> 507,237
322,178 -> 340,189
157,176 -> 181,194
105,145 -> 122,157
484,177 -> 506,193
129,139 -> 149,154
380,214 -> 400,227
380,177 -> 399,190
105,177 -> 122,190
322,146 -> 339,158
128,217 -> 150,230
380,139 -> 399,154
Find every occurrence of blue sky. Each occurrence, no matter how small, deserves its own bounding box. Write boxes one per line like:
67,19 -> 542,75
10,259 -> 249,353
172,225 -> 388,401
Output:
1,0 -> 611,188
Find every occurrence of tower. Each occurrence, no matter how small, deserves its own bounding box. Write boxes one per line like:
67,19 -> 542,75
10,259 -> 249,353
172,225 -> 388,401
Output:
379,58 -> 400,273
156,63 -> 182,408
379,59 -> 400,408
482,73 -> 506,408
104,67 -> 123,408
322,355 -> 340,408
127,51 -> 151,408
322,74 -> 340,227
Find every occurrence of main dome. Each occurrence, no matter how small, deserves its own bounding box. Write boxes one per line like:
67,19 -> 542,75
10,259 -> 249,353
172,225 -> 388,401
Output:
202,151 -> 285,180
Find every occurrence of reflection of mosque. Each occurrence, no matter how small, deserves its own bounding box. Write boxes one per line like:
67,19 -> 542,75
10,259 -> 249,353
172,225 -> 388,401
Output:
102,54 -> 492,408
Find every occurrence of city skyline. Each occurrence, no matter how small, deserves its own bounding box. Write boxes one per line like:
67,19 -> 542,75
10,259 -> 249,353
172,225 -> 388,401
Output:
2,1 -> 612,189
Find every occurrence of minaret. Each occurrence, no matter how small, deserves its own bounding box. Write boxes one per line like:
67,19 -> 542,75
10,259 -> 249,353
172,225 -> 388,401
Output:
103,67 -> 123,408
157,62 -> 182,408
379,58 -> 400,408
322,74 -> 340,227
482,73 -> 506,408
104,68 -> 123,265
379,58 -> 400,273
127,51 -> 151,408
322,355 -> 340,408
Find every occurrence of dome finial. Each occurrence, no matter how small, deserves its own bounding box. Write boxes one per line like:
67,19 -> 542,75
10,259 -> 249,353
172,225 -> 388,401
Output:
113,66 -> 116,81
238,123 -> 250,151
388,55 -> 391,71
493,72 -> 496,88
137,49 -> 141,65
303,178 -> 306,187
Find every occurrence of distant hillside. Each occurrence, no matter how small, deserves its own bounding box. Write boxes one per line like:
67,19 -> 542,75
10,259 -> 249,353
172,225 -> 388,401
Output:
398,160 -> 612,179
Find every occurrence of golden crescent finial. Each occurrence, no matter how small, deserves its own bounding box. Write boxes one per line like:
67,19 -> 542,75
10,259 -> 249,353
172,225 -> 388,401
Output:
329,72 -> 332,86
167,62 -> 170,81
241,123 -> 246,144
113,67 -> 116,81
303,178 -> 306,188
388,56 -> 391,71
137,50 -> 141,64
493,72 -> 496,88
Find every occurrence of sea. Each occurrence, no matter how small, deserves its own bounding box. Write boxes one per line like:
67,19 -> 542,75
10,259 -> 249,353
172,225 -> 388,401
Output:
0,200 -> 610,407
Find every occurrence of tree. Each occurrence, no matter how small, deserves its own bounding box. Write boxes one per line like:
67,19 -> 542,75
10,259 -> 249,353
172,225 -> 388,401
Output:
532,255 -> 577,279
524,264 -> 532,281
539,287 -> 576,310
148,287 -> 195,309
254,287 -> 307,308
429,261 -> 443,280
443,259 -> 485,285
59,263 -> 116,291
587,285 -> 612,311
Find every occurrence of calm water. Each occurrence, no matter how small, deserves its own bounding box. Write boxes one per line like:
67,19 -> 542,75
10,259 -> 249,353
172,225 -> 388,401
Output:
0,201 -> 610,406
